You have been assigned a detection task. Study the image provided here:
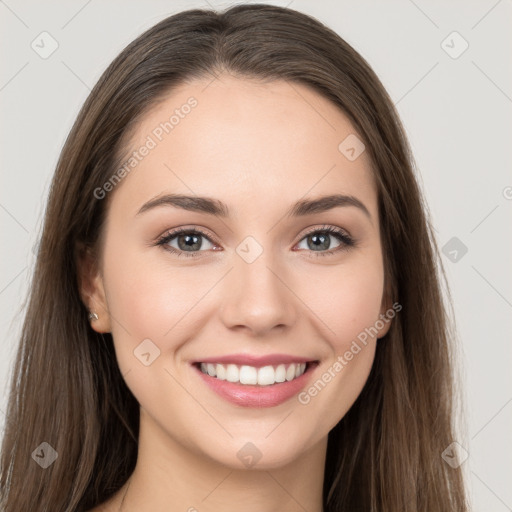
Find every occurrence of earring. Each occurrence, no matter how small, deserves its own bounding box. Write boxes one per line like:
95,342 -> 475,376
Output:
88,311 -> 99,321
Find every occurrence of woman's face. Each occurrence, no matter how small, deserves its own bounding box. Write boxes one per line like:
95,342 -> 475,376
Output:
85,74 -> 392,469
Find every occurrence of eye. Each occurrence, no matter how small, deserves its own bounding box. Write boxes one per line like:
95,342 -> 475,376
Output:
294,225 -> 355,257
155,226 -> 217,258
154,224 -> 356,259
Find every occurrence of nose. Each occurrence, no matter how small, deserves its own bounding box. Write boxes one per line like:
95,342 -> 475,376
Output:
219,250 -> 297,337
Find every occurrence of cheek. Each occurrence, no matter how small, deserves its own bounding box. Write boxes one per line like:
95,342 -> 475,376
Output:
102,251 -> 213,410
294,262 -> 383,424
304,257 -> 385,351
102,242 -> 214,363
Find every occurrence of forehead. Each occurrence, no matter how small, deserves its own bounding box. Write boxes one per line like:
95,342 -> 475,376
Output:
110,74 -> 377,221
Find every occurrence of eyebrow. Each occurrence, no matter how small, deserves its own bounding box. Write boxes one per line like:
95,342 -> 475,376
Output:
136,193 -> 372,222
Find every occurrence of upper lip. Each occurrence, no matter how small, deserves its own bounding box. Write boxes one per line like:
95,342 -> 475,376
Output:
191,353 -> 318,368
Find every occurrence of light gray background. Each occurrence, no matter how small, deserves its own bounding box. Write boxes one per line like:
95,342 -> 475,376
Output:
1,1 -> 511,510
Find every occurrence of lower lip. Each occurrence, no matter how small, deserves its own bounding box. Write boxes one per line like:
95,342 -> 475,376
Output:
192,363 -> 317,408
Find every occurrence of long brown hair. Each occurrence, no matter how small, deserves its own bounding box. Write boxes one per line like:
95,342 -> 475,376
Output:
0,4 -> 468,511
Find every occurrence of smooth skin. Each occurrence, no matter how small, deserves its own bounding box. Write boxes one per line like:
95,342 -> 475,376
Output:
82,72 -> 392,512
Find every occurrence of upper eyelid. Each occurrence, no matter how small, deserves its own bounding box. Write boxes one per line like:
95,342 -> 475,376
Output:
301,224 -> 351,238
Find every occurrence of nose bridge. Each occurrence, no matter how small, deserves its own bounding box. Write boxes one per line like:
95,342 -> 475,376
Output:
219,240 -> 296,335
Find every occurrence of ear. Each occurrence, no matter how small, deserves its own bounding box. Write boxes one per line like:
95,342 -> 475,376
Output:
76,242 -> 111,333
376,289 -> 395,340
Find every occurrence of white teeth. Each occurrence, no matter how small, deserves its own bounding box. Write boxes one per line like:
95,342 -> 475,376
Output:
275,364 -> 286,383
239,365 -> 258,384
285,364 -> 296,381
198,362 -> 308,385
216,363 -> 226,380
226,364 -> 239,383
257,365 -> 275,386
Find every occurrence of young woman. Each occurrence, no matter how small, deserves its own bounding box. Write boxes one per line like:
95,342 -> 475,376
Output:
0,4 -> 468,511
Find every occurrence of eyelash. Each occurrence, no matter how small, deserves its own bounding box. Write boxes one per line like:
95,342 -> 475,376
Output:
154,224 -> 356,259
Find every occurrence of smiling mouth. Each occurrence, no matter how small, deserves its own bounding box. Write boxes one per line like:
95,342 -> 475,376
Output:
193,361 -> 318,386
